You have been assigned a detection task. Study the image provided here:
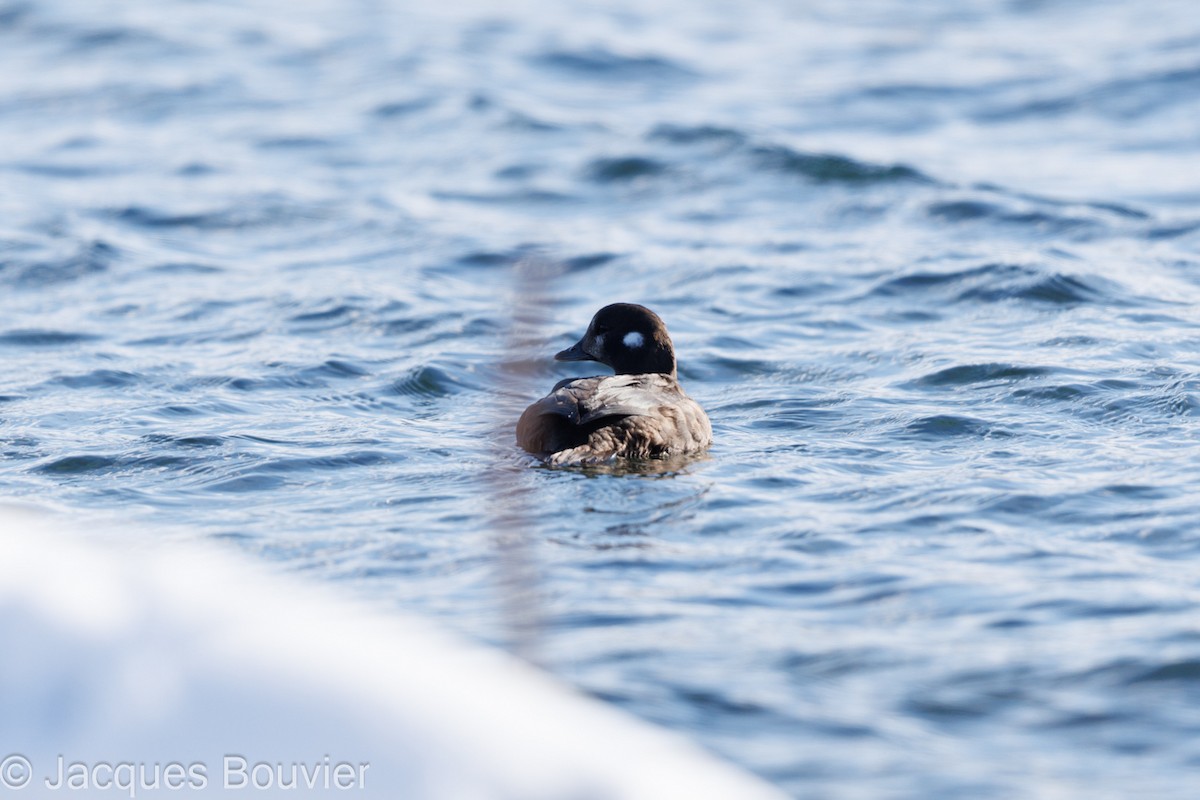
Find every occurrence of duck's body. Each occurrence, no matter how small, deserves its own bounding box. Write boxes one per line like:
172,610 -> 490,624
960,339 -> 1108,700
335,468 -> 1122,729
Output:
517,304 -> 712,466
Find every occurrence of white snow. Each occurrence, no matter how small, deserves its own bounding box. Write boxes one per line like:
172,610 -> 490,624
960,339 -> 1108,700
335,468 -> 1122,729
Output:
0,503 -> 786,799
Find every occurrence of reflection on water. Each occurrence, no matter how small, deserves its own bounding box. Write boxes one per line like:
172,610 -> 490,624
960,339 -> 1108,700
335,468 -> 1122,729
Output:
551,452 -> 712,478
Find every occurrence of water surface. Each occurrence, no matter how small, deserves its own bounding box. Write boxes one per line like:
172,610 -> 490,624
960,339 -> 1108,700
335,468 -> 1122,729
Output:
3,1 -> 1200,797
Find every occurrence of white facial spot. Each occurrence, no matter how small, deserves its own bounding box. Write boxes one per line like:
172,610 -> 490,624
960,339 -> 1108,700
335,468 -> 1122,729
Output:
623,331 -> 644,349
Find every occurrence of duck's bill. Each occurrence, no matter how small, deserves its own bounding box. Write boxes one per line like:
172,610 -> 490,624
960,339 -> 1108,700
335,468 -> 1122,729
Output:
554,340 -> 593,362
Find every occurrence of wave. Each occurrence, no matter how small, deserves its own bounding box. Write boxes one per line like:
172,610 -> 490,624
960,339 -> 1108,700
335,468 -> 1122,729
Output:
532,47 -> 696,81
867,263 -> 1124,306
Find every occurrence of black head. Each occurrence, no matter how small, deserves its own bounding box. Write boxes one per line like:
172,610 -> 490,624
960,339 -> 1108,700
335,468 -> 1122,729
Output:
555,303 -> 676,376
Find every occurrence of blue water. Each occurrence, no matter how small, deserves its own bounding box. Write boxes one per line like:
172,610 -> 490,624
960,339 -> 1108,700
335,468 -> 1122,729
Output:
4,0 -> 1200,796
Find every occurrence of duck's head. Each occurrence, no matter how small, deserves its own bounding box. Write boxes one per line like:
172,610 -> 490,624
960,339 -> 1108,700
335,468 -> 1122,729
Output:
555,303 -> 677,377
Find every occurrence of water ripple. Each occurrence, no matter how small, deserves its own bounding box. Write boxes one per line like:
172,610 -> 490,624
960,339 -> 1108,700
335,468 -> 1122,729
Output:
532,47 -> 696,81
751,144 -> 931,184
0,329 -> 99,346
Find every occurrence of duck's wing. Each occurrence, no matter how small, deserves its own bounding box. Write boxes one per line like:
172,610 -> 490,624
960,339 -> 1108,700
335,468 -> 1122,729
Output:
516,376 -> 651,456
573,375 -> 667,424
526,376 -> 651,423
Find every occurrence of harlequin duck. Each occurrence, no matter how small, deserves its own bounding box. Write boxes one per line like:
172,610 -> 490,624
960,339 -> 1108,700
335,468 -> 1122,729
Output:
517,303 -> 712,465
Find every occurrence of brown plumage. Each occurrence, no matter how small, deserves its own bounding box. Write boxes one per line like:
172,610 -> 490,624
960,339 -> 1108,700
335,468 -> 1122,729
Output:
516,304 -> 712,466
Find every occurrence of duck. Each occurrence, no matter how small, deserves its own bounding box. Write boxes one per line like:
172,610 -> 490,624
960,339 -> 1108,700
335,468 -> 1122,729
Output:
517,303 -> 712,466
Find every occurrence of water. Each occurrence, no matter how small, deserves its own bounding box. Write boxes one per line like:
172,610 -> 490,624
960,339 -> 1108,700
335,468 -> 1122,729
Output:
3,0 -> 1200,796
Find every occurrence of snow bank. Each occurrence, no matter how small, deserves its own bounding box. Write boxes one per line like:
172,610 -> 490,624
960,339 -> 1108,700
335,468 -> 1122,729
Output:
0,504 -> 786,799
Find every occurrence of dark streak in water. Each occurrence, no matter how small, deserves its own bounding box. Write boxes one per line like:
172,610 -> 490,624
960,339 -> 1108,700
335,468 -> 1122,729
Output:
752,144 -> 931,184
533,48 -> 696,81
0,329 -> 99,346
911,363 -> 1053,388
647,123 -> 746,146
903,414 -> 1009,438
585,156 -> 668,182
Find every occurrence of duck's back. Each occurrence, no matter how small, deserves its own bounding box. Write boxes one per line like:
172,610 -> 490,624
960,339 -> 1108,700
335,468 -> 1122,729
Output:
517,374 -> 712,465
